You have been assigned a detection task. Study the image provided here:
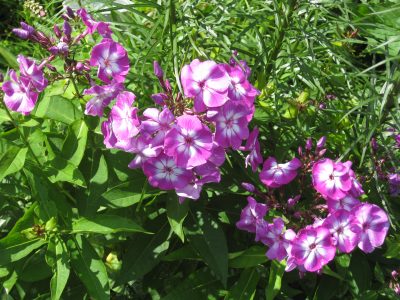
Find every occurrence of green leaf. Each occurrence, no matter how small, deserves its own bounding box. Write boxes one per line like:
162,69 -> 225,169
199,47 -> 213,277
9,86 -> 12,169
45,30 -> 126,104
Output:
50,237 -> 70,300
229,246 -> 267,268
226,267 -> 260,300
186,210 -> 228,287
166,195 -> 189,242
0,147 -> 28,181
33,95 -> 83,125
0,45 -> 18,68
72,215 -> 149,234
61,119 -> 88,166
19,249 -> 52,282
348,251 -> 372,295
46,157 -> 87,187
118,217 -> 170,284
68,235 -> 110,300
161,268 -> 223,300
99,178 -> 159,208
162,245 -> 200,262
265,260 -> 285,300
313,275 -> 341,300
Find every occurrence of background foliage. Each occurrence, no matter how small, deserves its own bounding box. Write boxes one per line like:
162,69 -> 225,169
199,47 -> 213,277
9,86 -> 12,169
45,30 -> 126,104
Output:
0,0 -> 400,299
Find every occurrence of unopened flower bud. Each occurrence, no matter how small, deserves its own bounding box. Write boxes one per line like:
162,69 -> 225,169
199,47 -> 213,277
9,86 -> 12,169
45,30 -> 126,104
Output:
318,149 -> 327,157
0,72 -> 3,83
241,182 -> 255,193
46,64 -> 57,72
392,270 -> 398,279
316,136 -> 326,149
165,79 -> 172,92
298,146 -> 303,157
53,25 -> 62,38
20,22 -> 35,35
287,195 -> 300,208
75,62 -> 84,72
63,21 -> 72,37
12,28 -> 30,39
151,93 -> 167,105
305,138 -> 312,151
153,61 -> 164,78
66,6 -> 75,19
319,103 -> 326,110
293,211 -> 302,219
371,137 -> 378,152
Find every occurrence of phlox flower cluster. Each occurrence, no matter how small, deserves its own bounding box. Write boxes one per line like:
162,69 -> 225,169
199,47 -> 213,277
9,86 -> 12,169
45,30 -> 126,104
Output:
100,56 -> 260,202
237,137 -> 390,274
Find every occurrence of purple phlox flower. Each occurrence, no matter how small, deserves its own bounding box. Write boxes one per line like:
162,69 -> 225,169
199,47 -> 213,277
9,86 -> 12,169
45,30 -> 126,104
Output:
287,195 -> 301,208
1,70 -> 38,115
176,177 -> 203,203
236,196 -> 268,234
101,117 -> 135,152
141,107 -> 175,145
312,158 -> 353,200
259,157 -> 302,188
208,143 -> 226,166
214,101 -> 250,149
17,55 -> 48,92
241,182 -> 255,193
244,127 -> 263,171
90,38 -> 130,84
323,209 -> 358,253
388,173 -> 400,196
194,162 -> 221,184
164,114 -> 213,168
291,226 -> 336,272
49,41 -> 69,56
77,8 -> 112,38
395,134 -> 400,148
222,63 -> 259,108
110,91 -> 140,140
350,203 -> 389,253
260,218 -> 296,261
143,154 -> 193,190
128,134 -> 163,169
316,136 -> 326,150
181,59 -> 230,112
349,169 -> 365,198
151,93 -> 168,105
326,194 -> 360,213
83,82 -> 123,117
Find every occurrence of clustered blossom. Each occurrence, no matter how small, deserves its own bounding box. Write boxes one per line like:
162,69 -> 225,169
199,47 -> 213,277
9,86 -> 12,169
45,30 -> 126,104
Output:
236,137 -> 390,274
90,50 -> 259,202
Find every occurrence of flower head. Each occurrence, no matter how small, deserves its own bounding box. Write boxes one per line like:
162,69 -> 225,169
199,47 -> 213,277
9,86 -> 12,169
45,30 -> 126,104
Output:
83,82 -> 123,117
77,8 -> 112,38
17,55 -> 48,92
90,38 -> 130,83
259,157 -> 302,188
181,59 -> 230,112
236,196 -> 268,233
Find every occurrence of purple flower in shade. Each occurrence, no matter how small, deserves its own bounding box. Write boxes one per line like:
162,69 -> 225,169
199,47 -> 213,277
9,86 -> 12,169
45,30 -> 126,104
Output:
244,127 -> 263,171
323,210 -> 358,253
77,8 -> 112,38
90,38 -> 130,84
259,157 -> 302,188
260,218 -> 296,261
176,180 -> 203,203
164,115 -> 213,168
388,173 -> 400,196
17,55 -> 48,92
236,196 -> 268,234
83,82 -> 123,116
208,143 -> 226,166
326,194 -> 360,213
109,91 -> 140,140
128,134 -> 163,169
291,226 -> 336,272
143,154 -> 193,190
312,158 -> 353,200
214,101 -> 250,149
1,70 -> 38,115
180,59 -> 230,112
395,134 -> 400,148
350,203 -> 390,253
141,107 -> 175,145
222,63 -> 259,109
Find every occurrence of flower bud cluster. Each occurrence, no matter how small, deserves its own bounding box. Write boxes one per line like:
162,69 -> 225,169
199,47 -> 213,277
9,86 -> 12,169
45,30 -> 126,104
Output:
237,137 -> 390,274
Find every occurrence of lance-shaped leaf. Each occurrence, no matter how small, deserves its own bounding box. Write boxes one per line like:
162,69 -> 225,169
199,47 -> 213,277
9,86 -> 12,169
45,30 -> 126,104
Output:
49,237 -> 70,300
226,267 -> 260,300
61,119 -> 88,167
0,147 -> 28,181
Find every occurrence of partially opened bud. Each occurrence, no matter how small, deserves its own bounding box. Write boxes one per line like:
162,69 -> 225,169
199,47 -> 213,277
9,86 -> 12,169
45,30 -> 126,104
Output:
316,136 -> 326,149
241,182 -> 255,193
305,138 -> 312,151
53,25 -> 62,38
153,61 -> 163,78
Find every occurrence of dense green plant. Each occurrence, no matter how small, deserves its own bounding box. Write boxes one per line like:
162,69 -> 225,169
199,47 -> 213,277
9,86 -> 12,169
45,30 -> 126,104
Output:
0,0 -> 399,299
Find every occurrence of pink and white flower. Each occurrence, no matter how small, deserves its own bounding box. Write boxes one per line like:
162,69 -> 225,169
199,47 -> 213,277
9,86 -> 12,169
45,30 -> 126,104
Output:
164,115 -> 213,168
128,134 -> 163,169
326,194 -> 360,213
1,70 -> 38,115
350,203 -> 390,253
259,157 -> 302,188
90,38 -> 130,83
141,107 -> 175,145
17,55 -> 48,92
312,158 -> 353,200
83,82 -> 123,117
181,59 -> 230,112
236,196 -> 268,234
214,101 -> 250,149
77,8 -> 112,38
323,209 -> 358,253
143,154 -> 193,190
291,226 -> 336,272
